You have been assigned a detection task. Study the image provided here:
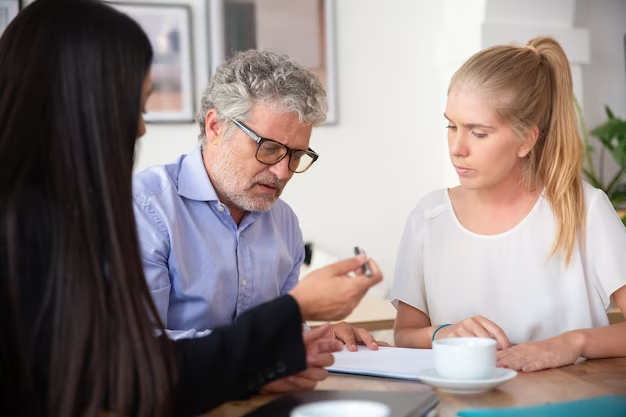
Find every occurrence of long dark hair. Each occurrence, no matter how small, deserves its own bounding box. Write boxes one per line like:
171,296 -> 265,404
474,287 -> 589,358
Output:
0,1 -> 175,415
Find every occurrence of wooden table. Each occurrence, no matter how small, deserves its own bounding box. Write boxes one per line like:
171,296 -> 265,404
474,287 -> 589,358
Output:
307,297 -> 396,331
203,357 -> 626,417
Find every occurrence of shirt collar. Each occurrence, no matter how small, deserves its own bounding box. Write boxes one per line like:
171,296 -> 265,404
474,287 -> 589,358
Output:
178,145 -> 219,202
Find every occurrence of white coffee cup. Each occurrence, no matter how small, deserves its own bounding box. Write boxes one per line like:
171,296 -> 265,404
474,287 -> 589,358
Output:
290,400 -> 391,417
432,337 -> 497,380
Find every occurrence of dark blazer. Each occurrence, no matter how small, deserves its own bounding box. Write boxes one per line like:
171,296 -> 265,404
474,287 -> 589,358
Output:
174,295 -> 306,416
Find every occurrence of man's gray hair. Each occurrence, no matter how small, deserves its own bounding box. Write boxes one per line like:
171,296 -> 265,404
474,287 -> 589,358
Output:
196,49 -> 328,146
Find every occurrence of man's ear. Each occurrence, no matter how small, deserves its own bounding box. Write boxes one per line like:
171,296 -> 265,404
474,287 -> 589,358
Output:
518,125 -> 540,158
205,109 -> 223,146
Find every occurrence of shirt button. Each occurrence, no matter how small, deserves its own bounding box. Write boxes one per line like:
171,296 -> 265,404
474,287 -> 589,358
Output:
217,205 -> 225,212
242,280 -> 247,286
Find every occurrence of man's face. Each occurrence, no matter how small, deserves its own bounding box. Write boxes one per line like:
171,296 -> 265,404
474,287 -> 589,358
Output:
206,104 -> 313,212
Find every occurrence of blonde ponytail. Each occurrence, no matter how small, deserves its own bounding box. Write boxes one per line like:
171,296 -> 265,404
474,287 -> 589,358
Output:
529,37 -> 584,264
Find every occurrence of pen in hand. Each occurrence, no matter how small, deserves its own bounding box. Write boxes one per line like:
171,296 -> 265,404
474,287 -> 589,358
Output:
354,246 -> 373,277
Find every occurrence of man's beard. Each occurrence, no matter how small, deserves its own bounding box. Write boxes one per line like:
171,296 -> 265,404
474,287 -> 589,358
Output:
211,145 -> 286,212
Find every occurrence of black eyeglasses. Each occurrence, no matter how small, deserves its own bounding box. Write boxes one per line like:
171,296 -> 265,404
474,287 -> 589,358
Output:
232,120 -> 319,173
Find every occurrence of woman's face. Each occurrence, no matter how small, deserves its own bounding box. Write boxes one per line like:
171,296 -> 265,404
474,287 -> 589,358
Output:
445,87 -> 533,190
137,73 -> 152,138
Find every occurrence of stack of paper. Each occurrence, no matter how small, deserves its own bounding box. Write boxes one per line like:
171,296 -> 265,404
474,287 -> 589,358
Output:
327,346 -> 434,380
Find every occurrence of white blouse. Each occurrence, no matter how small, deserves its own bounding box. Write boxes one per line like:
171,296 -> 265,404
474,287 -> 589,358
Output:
390,182 -> 626,344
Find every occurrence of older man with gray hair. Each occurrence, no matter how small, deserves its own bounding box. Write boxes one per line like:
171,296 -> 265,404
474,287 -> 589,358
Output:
133,50 -> 382,351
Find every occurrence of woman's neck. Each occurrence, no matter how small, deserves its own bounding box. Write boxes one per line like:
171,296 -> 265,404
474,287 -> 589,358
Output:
451,171 -> 541,235
472,175 -> 537,209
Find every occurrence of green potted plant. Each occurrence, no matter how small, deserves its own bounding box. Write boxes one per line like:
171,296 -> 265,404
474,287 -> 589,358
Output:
575,99 -> 626,226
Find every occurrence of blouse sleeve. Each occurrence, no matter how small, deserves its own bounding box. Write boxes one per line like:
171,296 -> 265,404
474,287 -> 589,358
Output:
586,190 -> 626,309
390,205 -> 429,316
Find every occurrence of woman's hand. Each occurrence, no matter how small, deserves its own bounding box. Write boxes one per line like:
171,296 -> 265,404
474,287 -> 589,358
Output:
496,331 -> 585,372
435,315 -> 512,350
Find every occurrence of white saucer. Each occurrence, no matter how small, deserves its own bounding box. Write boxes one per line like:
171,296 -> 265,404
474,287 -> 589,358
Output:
415,368 -> 517,394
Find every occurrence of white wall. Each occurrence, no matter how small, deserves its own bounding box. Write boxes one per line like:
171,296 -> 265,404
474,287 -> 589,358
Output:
575,0 -> 626,178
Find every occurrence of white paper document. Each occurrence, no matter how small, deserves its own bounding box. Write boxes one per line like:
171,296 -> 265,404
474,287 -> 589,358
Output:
327,346 -> 434,381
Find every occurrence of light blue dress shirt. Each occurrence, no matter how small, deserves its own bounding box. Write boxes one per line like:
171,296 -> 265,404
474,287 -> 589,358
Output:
132,146 -> 305,339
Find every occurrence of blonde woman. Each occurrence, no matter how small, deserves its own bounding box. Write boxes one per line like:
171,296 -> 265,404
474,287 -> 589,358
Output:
392,36 -> 626,372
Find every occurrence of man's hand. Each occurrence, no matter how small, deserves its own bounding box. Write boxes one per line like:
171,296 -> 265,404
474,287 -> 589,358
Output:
330,322 -> 391,352
289,255 -> 382,322
260,368 -> 328,393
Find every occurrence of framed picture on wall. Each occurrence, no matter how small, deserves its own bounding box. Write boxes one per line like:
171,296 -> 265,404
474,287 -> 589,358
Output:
112,3 -> 195,123
208,0 -> 338,124
0,0 -> 21,38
